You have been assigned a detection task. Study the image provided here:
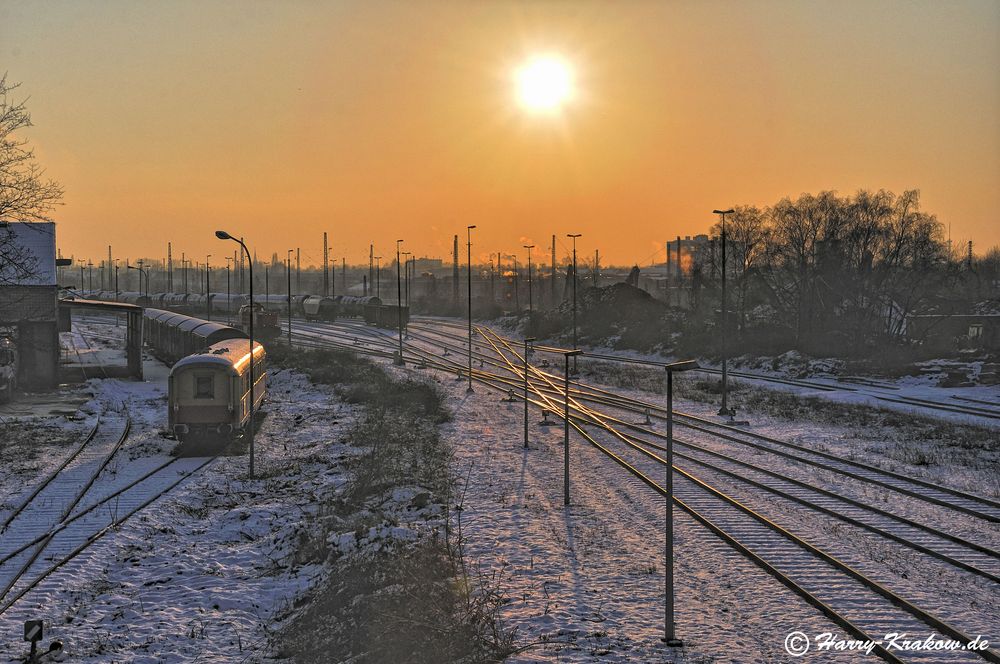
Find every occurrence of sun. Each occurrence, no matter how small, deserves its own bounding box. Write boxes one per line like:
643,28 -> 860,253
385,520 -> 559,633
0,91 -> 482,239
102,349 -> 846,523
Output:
515,56 -> 573,113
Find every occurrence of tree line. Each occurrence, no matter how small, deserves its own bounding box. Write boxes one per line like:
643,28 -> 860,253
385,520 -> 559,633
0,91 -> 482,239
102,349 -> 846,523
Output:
683,189 -> 995,357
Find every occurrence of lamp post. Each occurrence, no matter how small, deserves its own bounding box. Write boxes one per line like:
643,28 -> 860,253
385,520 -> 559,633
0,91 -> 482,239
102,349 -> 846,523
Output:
523,337 -> 536,448
567,234 -> 582,373
87,261 -> 93,292
466,225 -> 476,393
663,359 -> 699,646
562,349 -> 582,505
713,209 -> 735,417
395,239 -> 404,365
215,230 -> 256,479
126,263 -> 148,301
286,249 -> 293,347
375,256 -> 381,299
524,244 -> 535,319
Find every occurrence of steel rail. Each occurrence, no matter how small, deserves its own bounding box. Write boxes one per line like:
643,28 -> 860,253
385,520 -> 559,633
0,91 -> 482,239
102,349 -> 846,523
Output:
469,324 -> 1000,516
478,331 -> 1000,661
478,331 -> 1000,560
0,412 -> 131,606
474,330 -> 980,663
1,415 -> 102,533
0,455 -> 215,616
313,318 -> 1000,522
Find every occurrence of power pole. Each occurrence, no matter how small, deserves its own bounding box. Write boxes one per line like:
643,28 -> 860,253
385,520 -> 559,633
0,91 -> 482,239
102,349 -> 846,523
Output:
666,242 -> 671,305
167,242 -> 173,291
551,235 -> 557,306
323,232 -> 330,296
453,234 -> 460,306
296,247 -> 301,294
369,244 -> 374,292
594,249 -> 599,287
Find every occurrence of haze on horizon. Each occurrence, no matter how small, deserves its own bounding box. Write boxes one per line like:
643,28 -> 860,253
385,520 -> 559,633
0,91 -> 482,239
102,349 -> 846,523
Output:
2,0 -> 998,268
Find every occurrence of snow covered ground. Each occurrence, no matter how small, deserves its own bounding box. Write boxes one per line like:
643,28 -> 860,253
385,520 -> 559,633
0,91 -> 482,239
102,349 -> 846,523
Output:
3,318 -> 997,663
0,325 -> 368,663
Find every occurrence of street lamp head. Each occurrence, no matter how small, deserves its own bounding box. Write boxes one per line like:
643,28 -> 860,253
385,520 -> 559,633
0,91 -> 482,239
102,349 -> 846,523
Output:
712,209 -> 735,215
524,245 -> 534,249
215,230 -> 232,240
525,337 -> 537,343
562,349 -> 583,357
567,233 -> 581,238
665,359 -> 699,373
467,225 -> 477,230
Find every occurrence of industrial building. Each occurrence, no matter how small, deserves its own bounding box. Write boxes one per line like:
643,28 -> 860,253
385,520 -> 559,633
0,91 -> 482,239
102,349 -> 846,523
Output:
0,221 -> 59,389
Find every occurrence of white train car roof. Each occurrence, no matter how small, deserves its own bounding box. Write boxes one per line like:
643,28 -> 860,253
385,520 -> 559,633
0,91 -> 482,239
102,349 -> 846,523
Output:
170,338 -> 265,376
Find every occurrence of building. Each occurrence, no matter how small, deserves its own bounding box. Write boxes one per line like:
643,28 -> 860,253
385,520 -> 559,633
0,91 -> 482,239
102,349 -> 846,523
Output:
0,222 -> 59,389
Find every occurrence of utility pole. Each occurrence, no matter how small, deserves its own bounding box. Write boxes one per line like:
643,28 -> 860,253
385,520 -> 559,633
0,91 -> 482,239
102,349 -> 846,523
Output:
369,244 -> 374,293
594,249 -> 599,287
714,209 -> 735,417
375,257 -> 381,299
551,235 -> 557,307
524,245 -> 535,318
467,225 -> 476,393
453,235 -> 460,307
225,257 -> 233,324
562,350 -> 582,505
567,233 -> 582,372
296,247 -> 301,294
323,232 -> 330,296
287,249 -> 293,347
666,242 -> 671,306
342,258 -> 346,295
167,242 -> 173,291
523,337 -> 536,448
396,239 -> 404,365
206,254 -> 212,320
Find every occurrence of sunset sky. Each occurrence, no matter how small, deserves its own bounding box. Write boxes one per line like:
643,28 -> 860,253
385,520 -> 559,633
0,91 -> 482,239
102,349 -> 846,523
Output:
3,0 -> 998,268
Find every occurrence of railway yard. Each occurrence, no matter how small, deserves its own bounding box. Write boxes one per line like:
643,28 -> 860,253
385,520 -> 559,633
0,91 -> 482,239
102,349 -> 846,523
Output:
0,312 -> 994,662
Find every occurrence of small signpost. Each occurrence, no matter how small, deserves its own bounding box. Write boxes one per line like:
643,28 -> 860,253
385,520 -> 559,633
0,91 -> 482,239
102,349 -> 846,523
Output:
24,620 -> 42,661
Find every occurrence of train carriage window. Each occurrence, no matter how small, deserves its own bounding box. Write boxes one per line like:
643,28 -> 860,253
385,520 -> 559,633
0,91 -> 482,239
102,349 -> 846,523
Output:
195,375 -> 214,399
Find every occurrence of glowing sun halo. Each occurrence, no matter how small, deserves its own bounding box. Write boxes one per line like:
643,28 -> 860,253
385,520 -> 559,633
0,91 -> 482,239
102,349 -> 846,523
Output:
515,56 -> 573,112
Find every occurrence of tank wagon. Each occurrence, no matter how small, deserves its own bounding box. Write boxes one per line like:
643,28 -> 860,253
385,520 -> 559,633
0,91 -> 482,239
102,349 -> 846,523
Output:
168,337 -> 266,447
302,295 -> 339,320
79,290 -> 409,331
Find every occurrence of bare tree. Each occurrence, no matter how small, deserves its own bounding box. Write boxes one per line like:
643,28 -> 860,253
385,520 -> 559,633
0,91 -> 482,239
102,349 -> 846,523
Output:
0,74 -> 63,225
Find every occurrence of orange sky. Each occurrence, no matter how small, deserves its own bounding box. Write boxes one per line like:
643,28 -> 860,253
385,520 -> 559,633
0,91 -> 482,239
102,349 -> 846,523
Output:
3,0 -> 998,268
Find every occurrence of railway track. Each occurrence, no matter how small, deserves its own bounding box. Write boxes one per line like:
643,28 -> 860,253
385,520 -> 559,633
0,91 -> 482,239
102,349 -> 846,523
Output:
291,317 -> 1000,662
0,325 -> 216,619
407,316 -> 1000,422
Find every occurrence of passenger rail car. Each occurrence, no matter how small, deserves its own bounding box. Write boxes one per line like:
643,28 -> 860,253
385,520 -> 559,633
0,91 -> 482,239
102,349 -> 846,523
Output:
143,308 -> 248,364
169,338 -> 266,445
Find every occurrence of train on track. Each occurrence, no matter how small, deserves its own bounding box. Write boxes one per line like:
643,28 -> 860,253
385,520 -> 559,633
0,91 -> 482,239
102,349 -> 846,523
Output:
76,291 -> 408,330
169,337 -> 266,446
140,307 -> 268,447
